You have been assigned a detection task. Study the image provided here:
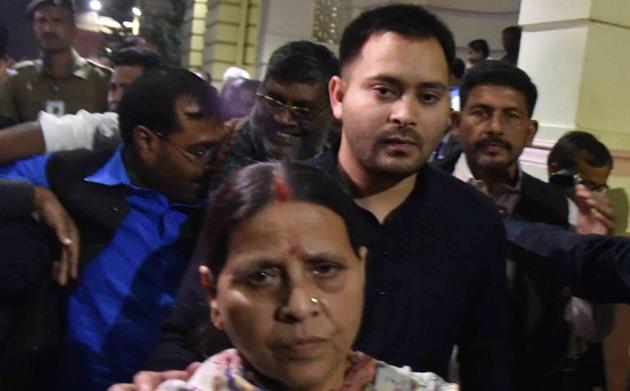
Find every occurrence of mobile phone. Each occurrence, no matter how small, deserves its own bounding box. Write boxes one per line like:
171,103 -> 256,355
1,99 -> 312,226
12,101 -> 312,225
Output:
549,169 -> 579,189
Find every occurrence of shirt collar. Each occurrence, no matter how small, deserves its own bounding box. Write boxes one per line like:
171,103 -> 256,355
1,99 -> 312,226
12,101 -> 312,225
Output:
452,152 -> 522,190
84,146 -> 206,209
35,49 -> 89,80
85,146 -> 133,187
70,49 -> 90,79
453,152 -> 522,215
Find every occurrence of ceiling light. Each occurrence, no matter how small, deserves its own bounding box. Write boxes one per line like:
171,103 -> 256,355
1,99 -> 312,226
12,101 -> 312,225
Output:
89,0 -> 102,12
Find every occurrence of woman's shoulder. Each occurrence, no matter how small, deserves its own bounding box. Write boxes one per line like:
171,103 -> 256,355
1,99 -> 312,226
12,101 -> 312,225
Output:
156,349 -> 245,391
157,350 -> 458,391
349,352 -> 459,391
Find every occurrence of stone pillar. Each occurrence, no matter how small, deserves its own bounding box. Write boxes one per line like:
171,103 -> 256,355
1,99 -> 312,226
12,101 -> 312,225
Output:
181,0 -> 208,70
203,0 -> 262,86
518,0 -> 630,234
255,0 -> 317,79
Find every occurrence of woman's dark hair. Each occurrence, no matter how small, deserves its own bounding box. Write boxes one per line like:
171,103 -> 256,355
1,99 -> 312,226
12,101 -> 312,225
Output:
201,161 -> 361,275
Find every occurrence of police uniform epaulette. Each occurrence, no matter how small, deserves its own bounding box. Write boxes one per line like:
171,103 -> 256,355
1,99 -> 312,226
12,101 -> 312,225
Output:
85,59 -> 113,73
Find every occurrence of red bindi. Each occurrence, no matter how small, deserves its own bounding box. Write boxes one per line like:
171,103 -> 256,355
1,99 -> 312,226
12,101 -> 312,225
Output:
288,244 -> 300,256
274,175 -> 289,202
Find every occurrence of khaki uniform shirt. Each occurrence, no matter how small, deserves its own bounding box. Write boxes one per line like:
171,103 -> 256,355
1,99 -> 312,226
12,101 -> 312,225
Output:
0,50 -> 111,123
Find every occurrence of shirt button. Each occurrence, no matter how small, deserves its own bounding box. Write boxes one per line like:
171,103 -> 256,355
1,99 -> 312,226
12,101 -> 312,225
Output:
112,206 -> 119,212
377,290 -> 387,296
52,85 -> 59,93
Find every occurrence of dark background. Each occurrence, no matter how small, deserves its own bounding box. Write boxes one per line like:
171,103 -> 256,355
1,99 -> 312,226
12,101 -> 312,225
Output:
1,0 -> 90,61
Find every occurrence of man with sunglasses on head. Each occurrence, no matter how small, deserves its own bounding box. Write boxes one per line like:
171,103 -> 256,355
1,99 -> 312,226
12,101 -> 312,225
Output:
0,68 -> 228,390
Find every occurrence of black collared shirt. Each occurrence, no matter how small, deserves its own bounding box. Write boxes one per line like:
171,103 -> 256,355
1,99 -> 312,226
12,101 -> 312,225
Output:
315,150 -> 510,390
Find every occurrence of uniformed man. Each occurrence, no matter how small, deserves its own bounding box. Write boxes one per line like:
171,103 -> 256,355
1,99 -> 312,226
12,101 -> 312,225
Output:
0,0 -> 111,123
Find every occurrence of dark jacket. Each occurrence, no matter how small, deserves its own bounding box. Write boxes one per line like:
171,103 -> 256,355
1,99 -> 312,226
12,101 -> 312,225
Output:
0,149 -> 128,390
0,180 -> 34,220
46,149 -> 201,270
0,217 -> 53,391
435,151 -> 574,389
0,181 -> 52,390
505,218 -> 630,303
0,148 -> 202,390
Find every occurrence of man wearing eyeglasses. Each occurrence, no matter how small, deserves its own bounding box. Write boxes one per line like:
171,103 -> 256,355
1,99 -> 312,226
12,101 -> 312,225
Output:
548,131 -> 613,194
0,41 -> 339,186
547,131 -> 625,391
218,40 -> 339,177
0,68 -> 228,390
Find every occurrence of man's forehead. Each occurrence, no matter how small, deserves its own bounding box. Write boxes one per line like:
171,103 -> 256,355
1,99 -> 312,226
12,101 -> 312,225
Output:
466,84 -> 528,109
577,154 -> 612,180
263,78 -> 327,102
33,4 -> 73,19
342,33 -> 449,83
174,104 -> 225,142
175,95 -> 203,116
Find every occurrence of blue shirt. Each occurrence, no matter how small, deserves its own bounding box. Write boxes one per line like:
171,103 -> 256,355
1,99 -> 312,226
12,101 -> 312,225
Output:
0,148 -> 201,390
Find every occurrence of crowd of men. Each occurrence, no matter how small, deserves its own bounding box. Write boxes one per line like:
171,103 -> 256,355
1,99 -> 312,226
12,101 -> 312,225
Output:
0,0 -> 629,390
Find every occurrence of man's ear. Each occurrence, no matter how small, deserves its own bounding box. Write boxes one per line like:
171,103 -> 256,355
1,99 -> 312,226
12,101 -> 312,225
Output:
329,76 -> 345,121
132,126 -> 160,161
449,111 -> 462,139
200,265 -> 223,331
526,119 -> 539,146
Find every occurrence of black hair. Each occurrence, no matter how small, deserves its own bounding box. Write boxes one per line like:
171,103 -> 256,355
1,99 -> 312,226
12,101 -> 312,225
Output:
548,131 -> 613,170
339,4 -> 455,71
460,60 -> 538,117
468,39 -> 490,58
265,40 -> 339,86
27,0 -> 76,23
503,26 -> 522,40
112,46 -> 164,71
118,68 -> 223,146
0,22 -> 7,58
451,57 -> 465,79
201,161 -> 362,275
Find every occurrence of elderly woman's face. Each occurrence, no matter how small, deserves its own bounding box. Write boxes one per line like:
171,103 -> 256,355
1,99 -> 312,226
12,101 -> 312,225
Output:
207,201 -> 365,390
